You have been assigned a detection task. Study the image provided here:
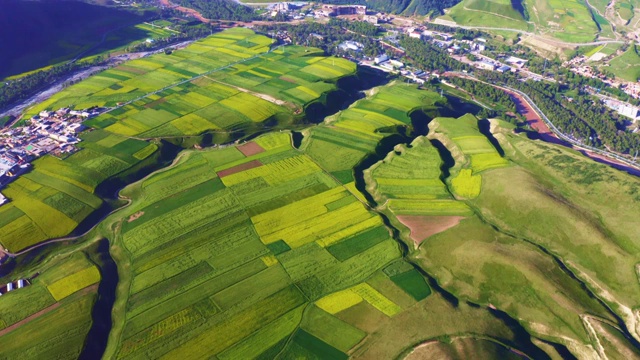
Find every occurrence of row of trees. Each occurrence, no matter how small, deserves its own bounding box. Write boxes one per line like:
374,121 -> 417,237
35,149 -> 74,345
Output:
255,21 -> 382,58
422,23 -> 484,40
447,76 -> 517,113
0,58 -> 104,111
480,71 -> 640,154
174,0 -> 256,22
321,0 -> 462,16
399,37 -> 471,73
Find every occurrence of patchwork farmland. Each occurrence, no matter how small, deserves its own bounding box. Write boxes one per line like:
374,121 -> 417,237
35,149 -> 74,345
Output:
102,84 -> 437,359
28,27 -> 355,138
0,250 -> 102,359
0,28 -> 356,253
0,130 -> 157,252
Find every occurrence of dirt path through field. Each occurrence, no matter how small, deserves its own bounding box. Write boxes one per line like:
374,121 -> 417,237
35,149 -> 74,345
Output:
203,76 -> 297,110
0,303 -> 62,337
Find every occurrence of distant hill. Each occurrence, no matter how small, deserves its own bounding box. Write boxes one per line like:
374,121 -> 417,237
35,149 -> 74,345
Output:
322,0 -> 462,16
0,0 -> 151,79
440,0 -> 634,43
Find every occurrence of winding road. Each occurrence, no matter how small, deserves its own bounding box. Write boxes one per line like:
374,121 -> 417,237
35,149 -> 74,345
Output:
447,72 -> 640,173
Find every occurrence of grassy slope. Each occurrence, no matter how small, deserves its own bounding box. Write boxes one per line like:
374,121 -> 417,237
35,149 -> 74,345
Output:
446,0 -> 529,31
609,45 -> 640,81
444,0 -> 599,42
363,114 -> 621,356
485,132 -> 640,314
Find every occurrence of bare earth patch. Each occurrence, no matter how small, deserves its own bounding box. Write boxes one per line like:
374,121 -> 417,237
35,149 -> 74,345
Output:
217,160 -> 263,178
237,142 -> 265,157
128,211 -> 145,223
397,215 -> 465,246
144,98 -> 168,109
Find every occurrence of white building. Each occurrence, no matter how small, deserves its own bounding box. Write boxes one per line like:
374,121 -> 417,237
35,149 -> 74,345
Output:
389,59 -> 404,68
0,192 -> 7,206
619,104 -> 639,119
374,54 -> 389,64
476,60 -> 496,71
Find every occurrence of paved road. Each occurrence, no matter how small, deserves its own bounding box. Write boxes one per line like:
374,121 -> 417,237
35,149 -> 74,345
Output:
448,72 -> 640,170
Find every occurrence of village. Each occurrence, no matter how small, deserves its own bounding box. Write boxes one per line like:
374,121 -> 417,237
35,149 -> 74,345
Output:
265,2 -> 640,127
0,107 -> 102,206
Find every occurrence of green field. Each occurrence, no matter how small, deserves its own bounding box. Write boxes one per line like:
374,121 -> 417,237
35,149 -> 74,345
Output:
609,45 -> 640,81
28,28 -> 354,138
0,130 -> 157,252
96,84 -> 441,359
445,0 -> 600,43
428,114 -> 509,199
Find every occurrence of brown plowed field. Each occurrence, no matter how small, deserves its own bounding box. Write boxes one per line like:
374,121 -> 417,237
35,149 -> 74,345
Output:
217,160 -> 263,177
237,142 -> 266,156
397,215 -> 465,246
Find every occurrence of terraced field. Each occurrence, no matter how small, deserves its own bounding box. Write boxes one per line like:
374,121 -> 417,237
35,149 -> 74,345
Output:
428,114 -> 509,199
2,31 -> 640,359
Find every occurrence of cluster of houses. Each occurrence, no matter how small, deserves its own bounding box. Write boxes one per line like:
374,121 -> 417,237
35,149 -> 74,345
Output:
269,3 -> 369,20
564,55 -> 640,99
402,27 -> 536,76
0,279 -> 29,296
0,107 -> 102,206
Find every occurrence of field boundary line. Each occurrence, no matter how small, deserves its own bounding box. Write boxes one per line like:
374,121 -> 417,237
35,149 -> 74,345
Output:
98,43 -> 285,118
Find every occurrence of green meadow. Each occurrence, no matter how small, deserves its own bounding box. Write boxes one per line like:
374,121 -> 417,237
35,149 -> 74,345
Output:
445,0 -> 600,43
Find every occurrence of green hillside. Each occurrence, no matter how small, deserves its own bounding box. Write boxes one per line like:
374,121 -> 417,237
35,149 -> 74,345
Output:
443,0 -> 601,42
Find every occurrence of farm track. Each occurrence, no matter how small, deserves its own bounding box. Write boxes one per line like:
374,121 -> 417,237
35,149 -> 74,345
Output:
0,147 -> 200,258
434,20 -> 625,46
98,43 -> 284,118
